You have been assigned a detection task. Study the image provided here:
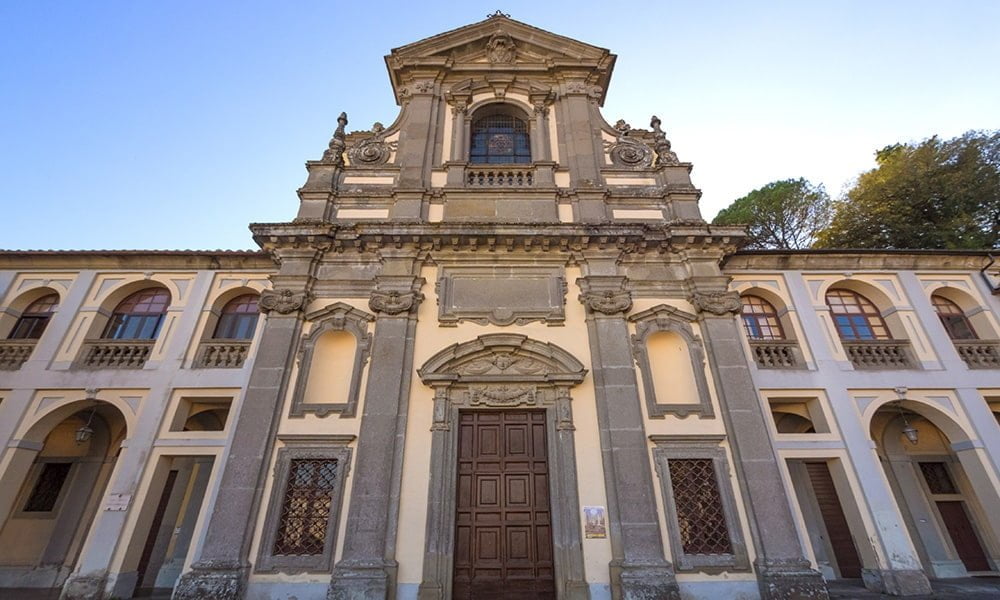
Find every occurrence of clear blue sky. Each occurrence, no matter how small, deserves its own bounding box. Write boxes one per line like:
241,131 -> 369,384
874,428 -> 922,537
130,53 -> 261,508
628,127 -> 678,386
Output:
2,1 -> 998,250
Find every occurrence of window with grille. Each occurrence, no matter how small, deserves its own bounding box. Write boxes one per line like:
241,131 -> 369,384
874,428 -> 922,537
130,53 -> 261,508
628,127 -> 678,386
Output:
103,288 -> 171,340
257,442 -> 351,573
740,295 -> 784,340
9,294 -> 59,340
825,289 -> 889,340
214,294 -> 260,340
23,462 -> 71,512
273,459 -> 338,556
469,112 -> 531,164
919,462 -> 958,494
931,295 -> 977,341
651,438 -> 749,572
669,459 -> 733,555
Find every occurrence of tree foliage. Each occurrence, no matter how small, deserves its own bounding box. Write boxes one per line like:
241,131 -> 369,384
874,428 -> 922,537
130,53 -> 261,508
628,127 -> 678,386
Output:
815,131 -> 1000,249
712,178 -> 831,249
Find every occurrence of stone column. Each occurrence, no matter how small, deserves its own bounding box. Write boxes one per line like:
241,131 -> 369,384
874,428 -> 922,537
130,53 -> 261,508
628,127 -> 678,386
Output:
328,275 -> 423,600
691,291 -> 830,600
172,286 -> 310,600
577,276 -> 679,600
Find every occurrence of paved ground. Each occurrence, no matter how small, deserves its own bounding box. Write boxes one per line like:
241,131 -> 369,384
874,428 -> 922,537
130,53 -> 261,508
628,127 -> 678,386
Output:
829,577 -> 1000,599
4,579 -> 1000,599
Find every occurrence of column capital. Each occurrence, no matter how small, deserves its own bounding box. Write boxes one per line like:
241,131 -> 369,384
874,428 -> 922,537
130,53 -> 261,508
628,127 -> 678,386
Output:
577,276 -> 632,316
690,290 -> 741,316
368,276 -> 425,316
259,288 -> 312,315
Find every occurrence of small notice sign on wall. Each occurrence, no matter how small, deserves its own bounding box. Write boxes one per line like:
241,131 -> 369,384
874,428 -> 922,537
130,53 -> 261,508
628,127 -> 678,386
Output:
583,506 -> 607,539
103,493 -> 131,512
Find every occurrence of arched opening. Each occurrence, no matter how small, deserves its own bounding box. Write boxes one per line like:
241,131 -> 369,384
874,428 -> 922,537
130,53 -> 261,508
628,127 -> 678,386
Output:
194,290 -> 261,369
7,293 -> 60,340
103,288 -> 171,340
929,288 -> 1000,369
0,400 -> 127,590
824,285 -> 914,369
870,401 -> 1000,578
468,104 -> 532,165
0,288 -> 61,370
740,291 -> 803,368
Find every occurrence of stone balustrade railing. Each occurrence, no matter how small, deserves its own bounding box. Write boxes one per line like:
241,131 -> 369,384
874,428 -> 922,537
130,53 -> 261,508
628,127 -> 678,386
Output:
748,340 -> 800,369
195,340 -> 251,368
0,340 -> 36,370
466,167 -> 534,187
841,339 -> 913,369
80,339 -> 154,369
953,339 -> 1000,369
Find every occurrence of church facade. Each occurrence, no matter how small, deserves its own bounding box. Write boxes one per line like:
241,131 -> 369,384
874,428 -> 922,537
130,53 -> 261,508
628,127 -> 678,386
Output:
0,15 -> 998,600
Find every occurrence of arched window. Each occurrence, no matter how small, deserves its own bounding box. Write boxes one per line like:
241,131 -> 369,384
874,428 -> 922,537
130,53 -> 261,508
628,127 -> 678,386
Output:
8,294 -> 59,340
825,289 -> 889,340
214,294 -> 260,340
469,107 -> 531,164
740,295 -> 784,340
103,288 -> 170,340
931,295 -> 977,340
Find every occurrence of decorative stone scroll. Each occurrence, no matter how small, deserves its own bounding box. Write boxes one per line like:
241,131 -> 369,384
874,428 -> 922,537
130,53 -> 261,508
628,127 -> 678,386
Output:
630,304 -> 715,419
691,291 -> 742,316
289,303 -> 374,418
259,288 -> 311,315
605,119 -> 654,168
347,122 -> 396,166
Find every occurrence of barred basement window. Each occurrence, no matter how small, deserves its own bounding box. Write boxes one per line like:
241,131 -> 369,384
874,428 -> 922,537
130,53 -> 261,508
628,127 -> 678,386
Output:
669,458 -> 733,555
273,459 -> 338,556
24,462 -> 72,512
256,438 -> 352,574
650,436 -> 749,572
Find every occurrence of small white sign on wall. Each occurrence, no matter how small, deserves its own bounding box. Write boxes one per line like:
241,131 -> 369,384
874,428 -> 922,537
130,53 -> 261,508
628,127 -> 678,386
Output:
103,493 -> 131,512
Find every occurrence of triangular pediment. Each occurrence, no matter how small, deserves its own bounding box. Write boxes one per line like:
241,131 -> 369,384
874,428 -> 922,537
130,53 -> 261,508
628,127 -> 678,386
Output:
390,15 -> 611,63
385,15 -> 616,101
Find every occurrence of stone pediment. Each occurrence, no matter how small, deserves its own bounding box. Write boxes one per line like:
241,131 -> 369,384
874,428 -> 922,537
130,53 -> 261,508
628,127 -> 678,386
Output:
386,15 -> 615,102
418,333 -> 587,385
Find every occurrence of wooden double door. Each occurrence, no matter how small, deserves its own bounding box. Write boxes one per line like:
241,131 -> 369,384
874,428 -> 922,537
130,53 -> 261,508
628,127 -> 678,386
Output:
453,410 -> 555,600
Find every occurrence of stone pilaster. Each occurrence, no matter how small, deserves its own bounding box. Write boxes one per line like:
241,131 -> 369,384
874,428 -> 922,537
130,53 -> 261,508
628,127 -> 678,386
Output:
691,290 -> 830,600
577,276 -> 680,600
173,285 -> 310,600
328,276 -> 424,600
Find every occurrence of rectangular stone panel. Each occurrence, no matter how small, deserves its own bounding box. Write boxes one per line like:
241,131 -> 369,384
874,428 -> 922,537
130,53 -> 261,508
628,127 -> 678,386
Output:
437,265 -> 566,326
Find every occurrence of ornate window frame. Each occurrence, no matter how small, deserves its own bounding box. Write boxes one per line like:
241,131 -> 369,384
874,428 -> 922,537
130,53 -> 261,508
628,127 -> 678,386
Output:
649,435 -> 749,573
630,304 -> 714,419
289,303 -> 373,418
256,434 -> 354,574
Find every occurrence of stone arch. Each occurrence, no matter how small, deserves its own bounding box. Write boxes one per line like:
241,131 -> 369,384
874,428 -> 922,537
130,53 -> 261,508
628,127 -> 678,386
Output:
0,285 -> 63,341
927,285 -> 999,340
0,397 -> 129,587
416,334 -> 589,600
867,397 -> 1000,578
83,280 -> 173,342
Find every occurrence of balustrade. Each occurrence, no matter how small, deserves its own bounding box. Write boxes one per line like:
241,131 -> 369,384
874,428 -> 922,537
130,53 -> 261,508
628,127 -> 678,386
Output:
195,340 -> 250,368
466,166 -> 534,187
841,339 -> 913,369
748,340 -> 800,369
80,339 -> 153,369
953,340 -> 1000,369
0,340 -> 36,370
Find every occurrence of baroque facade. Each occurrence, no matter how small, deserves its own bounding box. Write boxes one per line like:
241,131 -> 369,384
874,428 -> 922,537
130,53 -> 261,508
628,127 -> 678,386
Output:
0,14 -> 998,600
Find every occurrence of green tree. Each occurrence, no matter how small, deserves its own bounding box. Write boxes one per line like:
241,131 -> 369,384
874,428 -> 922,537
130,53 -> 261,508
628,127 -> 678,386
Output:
815,131 -> 1000,249
712,178 -> 831,249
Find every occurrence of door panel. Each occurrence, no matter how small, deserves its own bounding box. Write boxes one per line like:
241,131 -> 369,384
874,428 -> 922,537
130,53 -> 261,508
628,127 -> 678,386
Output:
806,462 -> 863,579
936,501 -> 990,572
453,410 -> 555,600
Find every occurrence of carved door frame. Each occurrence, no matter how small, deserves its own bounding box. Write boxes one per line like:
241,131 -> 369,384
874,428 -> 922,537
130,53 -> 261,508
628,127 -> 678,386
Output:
416,334 -> 590,600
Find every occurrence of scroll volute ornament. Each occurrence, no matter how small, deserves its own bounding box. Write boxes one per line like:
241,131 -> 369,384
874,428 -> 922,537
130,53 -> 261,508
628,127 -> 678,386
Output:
580,289 -> 633,315
691,291 -> 742,316
347,122 -> 395,166
260,288 -> 312,315
369,290 -> 423,315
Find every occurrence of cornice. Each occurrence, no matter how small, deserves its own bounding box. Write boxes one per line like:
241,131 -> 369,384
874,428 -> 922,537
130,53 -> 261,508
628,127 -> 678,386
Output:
250,221 -> 745,256
723,250 -> 996,272
0,250 -> 273,270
